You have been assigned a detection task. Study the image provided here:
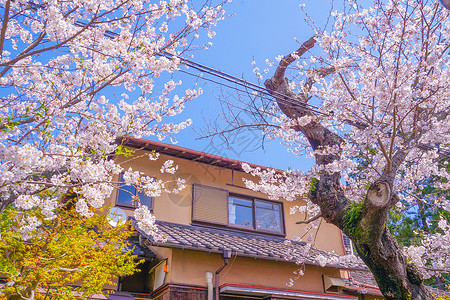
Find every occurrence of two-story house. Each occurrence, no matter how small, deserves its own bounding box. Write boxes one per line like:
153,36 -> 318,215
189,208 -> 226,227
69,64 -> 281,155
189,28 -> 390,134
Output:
107,137 -> 384,300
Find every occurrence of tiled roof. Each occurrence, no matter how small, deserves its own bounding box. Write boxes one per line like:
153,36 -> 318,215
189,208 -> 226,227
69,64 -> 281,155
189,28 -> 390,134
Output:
125,235 -> 156,259
348,270 -> 378,288
133,220 -> 368,271
342,283 -> 383,296
135,221 -> 450,297
343,271 -> 383,296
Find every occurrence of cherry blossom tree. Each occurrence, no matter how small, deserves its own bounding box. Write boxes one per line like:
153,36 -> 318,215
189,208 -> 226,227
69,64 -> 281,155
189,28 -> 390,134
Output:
0,0 -> 225,239
213,0 -> 449,299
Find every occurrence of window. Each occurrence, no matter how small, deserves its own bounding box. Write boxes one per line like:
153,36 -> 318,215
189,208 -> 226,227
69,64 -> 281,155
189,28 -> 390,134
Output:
229,196 -> 283,234
117,173 -> 154,209
229,197 -> 253,228
255,199 -> 283,233
192,184 -> 284,235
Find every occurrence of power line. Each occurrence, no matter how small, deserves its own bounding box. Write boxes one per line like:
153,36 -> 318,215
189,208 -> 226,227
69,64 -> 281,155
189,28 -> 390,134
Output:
160,52 -> 327,115
72,21 -> 325,114
177,69 -> 327,116
162,51 -> 324,113
165,52 -> 301,103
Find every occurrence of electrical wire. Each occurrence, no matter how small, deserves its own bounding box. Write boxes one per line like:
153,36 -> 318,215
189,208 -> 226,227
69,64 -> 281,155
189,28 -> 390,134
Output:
164,51 -> 308,104
72,21 -> 324,114
59,18 -> 328,116
177,69 -> 326,115
160,52 -> 327,115
162,51 -> 324,112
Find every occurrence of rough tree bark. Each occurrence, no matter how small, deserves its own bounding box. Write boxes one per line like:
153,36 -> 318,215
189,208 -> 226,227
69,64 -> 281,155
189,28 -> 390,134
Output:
264,37 -> 433,300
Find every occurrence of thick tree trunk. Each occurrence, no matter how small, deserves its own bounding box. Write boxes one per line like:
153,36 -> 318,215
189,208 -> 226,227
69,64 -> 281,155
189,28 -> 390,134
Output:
353,227 -> 431,299
265,38 -> 434,300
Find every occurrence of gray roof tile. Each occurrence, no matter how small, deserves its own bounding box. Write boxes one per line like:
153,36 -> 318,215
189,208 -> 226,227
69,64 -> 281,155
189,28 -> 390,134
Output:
133,220 -> 368,270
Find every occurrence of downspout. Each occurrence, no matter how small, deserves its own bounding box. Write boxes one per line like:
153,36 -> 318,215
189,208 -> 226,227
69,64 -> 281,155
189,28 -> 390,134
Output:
117,276 -> 122,291
206,272 -> 213,300
215,250 -> 232,300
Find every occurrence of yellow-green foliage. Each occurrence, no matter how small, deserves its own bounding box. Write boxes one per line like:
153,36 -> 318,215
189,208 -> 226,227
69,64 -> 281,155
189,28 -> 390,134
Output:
310,177 -> 319,193
0,205 -> 140,300
343,201 -> 365,238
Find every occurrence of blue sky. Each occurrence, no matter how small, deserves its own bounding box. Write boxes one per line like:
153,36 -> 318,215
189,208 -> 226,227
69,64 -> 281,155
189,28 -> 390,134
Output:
152,0 -> 341,171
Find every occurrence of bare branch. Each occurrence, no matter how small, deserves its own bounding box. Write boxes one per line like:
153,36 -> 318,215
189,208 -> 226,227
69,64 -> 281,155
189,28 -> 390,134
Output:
296,213 -> 322,224
380,149 -> 408,184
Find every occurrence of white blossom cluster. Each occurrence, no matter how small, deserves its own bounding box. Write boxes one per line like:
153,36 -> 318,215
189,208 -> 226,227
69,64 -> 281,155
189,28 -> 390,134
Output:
0,0 -> 226,240
404,217 -> 450,279
121,163 -> 185,199
134,205 -> 166,242
241,163 -> 311,202
282,238 -> 361,286
18,215 -> 42,240
312,2 -> 450,272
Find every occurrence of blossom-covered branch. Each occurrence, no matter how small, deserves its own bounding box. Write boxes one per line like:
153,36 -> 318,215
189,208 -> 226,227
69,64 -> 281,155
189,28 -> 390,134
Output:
0,0 -> 226,238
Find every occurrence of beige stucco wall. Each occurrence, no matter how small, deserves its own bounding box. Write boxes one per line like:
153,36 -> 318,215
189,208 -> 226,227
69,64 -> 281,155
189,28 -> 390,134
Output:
362,296 -> 385,300
153,247 -> 342,294
111,150 -> 346,254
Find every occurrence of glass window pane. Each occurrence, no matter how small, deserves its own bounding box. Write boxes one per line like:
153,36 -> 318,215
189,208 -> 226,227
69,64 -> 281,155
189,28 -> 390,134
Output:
255,200 -> 282,233
117,173 -> 136,206
117,184 -> 136,206
229,197 -> 253,228
137,191 -> 153,209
